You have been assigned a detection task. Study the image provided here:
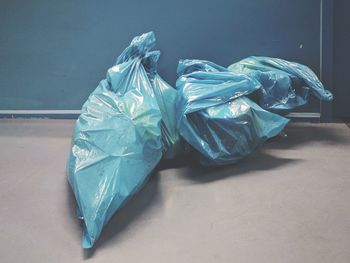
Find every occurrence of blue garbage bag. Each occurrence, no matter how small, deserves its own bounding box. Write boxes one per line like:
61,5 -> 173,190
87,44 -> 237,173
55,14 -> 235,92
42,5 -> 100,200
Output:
67,32 -> 177,248
176,59 -> 289,165
143,52 -> 180,159
228,56 -> 333,112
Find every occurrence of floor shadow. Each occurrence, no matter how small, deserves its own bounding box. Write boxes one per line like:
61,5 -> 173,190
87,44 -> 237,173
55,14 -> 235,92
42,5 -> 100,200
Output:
65,123 -> 348,258
264,123 -> 348,150
156,154 -> 192,171
343,119 -> 350,129
81,171 -> 162,258
176,150 -> 303,183
68,151 -> 299,257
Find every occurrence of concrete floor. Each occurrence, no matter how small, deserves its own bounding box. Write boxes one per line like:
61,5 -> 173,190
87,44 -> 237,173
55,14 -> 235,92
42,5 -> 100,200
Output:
0,119 -> 350,263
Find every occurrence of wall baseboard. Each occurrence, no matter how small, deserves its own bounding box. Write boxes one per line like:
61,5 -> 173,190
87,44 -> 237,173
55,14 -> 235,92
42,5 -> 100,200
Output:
0,110 -> 321,121
285,112 -> 320,118
0,110 -> 81,119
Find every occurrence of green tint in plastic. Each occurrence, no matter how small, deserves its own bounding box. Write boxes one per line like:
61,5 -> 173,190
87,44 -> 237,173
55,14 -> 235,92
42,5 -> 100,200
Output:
228,56 -> 333,112
176,59 -> 289,165
68,32 -> 178,248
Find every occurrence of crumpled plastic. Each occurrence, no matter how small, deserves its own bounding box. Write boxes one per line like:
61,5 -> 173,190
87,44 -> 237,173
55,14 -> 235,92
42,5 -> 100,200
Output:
68,33 -> 334,248
228,56 -> 333,112
145,57 -> 180,159
176,59 -> 289,165
67,32 -> 178,248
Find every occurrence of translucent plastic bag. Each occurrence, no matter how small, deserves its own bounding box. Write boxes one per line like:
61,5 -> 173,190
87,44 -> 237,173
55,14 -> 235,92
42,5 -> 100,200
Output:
143,53 -> 180,159
228,56 -> 333,112
67,32 -> 177,248
176,59 -> 289,165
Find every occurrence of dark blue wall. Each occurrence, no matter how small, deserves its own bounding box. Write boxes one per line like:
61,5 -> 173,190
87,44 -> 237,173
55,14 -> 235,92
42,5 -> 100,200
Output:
333,0 -> 350,119
0,0 -> 322,110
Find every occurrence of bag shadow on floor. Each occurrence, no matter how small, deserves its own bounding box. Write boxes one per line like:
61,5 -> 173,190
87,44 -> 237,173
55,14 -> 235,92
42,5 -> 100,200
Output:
66,172 -> 162,258
67,123 -> 347,257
